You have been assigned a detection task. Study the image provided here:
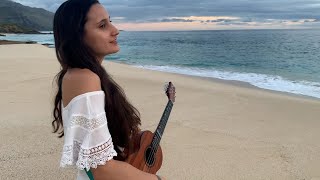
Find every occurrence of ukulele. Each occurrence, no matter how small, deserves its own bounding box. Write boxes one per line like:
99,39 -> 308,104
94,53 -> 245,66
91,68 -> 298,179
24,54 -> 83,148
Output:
125,82 -> 176,174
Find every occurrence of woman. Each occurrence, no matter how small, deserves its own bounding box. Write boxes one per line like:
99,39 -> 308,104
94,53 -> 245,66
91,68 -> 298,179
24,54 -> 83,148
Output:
51,0 -> 164,179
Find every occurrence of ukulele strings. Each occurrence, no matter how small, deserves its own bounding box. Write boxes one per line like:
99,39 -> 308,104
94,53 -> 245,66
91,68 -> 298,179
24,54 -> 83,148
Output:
146,83 -> 174,172
145,135 -> 160,172
146,101 -> 173,172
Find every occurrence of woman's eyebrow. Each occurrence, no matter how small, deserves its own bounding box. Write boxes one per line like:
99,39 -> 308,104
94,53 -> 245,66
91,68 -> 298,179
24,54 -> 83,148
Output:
97,16 -> 111,24
97,19 -> 107,24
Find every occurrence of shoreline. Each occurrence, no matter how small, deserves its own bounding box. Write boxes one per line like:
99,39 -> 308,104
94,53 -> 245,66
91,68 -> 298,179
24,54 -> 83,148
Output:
0,40 -> 53,47
1,38 -> 317,102
108,61 -> 320,102
0,39 -> 37,45
0,38 -> 318,101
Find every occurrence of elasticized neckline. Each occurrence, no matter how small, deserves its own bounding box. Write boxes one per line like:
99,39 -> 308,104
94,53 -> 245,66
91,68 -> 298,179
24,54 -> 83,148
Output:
62,90 -> 104,110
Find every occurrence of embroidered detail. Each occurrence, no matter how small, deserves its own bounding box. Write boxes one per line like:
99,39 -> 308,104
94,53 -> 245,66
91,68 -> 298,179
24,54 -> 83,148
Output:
60,138 -> 117,170
68,113 -> 107,130
60,141 -> 81,167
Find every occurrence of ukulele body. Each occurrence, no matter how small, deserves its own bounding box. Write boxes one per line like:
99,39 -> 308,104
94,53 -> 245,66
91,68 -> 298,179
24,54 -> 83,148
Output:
125,130 -> 163,174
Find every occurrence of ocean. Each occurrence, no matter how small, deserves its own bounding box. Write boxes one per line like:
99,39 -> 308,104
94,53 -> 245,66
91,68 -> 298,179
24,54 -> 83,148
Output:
1,29 -> 319,99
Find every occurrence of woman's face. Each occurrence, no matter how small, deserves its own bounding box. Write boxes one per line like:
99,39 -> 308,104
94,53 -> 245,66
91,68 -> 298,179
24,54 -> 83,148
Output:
83,4 -> 119,61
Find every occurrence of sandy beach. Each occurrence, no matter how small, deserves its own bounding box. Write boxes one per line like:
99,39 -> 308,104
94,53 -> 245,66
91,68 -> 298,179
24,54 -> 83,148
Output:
0,44 -> 320,180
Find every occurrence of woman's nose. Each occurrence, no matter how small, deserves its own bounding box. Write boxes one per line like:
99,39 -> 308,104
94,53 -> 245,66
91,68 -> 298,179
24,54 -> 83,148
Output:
111,24 -> 119,36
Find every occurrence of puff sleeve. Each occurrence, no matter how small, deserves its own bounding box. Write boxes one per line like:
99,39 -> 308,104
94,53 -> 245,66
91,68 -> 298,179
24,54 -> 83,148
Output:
60,91 -> 117,171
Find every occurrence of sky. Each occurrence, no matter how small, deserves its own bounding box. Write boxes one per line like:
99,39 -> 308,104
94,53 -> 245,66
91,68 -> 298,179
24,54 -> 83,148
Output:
12,0 -> 320,31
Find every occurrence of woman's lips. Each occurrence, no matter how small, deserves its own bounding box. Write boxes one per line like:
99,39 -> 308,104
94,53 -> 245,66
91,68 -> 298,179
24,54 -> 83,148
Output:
110,39 -> 117,44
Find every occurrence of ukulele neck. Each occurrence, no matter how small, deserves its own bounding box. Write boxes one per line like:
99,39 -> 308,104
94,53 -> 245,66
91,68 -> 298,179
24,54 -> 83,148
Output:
151,100 -> 174,148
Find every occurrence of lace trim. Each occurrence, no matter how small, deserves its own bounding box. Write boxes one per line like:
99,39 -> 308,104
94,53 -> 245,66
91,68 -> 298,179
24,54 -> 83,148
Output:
68,113 -> 107,130
60,138 -> 117,170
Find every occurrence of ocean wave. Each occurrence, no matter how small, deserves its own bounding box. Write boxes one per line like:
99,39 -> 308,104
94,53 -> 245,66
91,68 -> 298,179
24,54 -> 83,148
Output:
134,65 -> 320,99
0,33 -> 54,45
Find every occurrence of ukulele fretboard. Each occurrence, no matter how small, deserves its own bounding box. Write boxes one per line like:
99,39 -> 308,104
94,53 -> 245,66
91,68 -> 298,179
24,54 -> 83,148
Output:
151,100 -> 174,149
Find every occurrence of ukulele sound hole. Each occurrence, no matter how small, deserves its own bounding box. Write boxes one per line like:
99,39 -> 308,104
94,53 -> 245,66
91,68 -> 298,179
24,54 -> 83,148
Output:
144,146 -> 156,167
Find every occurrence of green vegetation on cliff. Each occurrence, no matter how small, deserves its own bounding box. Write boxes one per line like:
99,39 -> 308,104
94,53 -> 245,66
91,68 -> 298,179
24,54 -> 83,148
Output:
0,24 -> 39,33
0,0 -> 54,33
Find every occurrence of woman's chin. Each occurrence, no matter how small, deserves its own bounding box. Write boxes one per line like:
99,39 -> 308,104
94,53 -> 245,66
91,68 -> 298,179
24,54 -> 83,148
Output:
105,47 -> 120,55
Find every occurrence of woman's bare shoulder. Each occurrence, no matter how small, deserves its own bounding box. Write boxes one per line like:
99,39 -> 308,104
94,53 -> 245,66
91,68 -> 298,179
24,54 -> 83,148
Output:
62,68 -> 101,105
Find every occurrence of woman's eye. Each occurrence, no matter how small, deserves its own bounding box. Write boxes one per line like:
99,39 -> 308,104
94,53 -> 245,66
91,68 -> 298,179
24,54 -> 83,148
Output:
110,20 -> 112,22
100,24 -> 106,28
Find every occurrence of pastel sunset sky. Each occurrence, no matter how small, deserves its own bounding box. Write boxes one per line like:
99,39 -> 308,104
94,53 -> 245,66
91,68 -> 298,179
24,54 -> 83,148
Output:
12,0 -> 320,31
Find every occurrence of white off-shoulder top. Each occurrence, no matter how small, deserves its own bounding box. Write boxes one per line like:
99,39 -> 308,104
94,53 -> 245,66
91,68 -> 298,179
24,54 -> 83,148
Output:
60,91 -> 117,180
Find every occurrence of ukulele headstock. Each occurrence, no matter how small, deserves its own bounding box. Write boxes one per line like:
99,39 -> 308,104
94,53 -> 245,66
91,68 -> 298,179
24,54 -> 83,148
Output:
164,82 -> 176,103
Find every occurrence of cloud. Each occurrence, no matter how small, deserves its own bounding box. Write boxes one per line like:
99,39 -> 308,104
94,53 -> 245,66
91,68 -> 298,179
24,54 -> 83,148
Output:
160,18 -> 195,23
11,0 -> 320,30
157,16 -> 240,23
12,0 -> 64,11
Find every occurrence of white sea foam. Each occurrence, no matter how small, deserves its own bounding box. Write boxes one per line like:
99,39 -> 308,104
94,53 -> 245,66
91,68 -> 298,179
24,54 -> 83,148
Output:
0,33 -> 54,45
134,65 -> 320,99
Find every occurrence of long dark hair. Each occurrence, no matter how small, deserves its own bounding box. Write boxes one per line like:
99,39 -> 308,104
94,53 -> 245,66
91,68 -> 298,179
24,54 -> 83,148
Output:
52,0 -> 141,160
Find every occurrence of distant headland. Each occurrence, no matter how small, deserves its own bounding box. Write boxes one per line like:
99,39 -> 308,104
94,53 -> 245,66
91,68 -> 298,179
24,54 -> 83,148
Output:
0,0 -> 54,34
